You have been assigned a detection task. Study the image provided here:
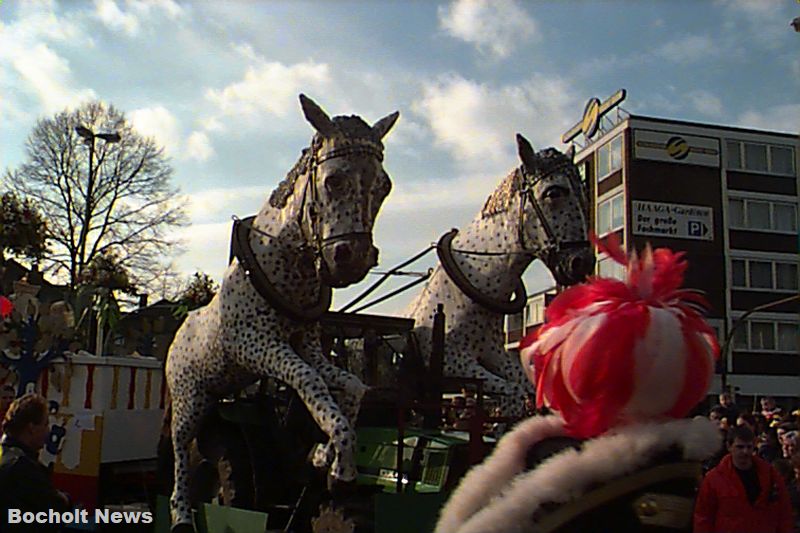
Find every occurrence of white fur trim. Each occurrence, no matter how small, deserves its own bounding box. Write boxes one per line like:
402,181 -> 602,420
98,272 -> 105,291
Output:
435,416 -> 720,533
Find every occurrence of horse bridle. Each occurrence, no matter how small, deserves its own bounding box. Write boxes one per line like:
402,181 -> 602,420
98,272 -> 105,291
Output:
299,142 -> 385,257
231,141 -> 385,322
517,161 -> 590,263
437,159 -> 590,315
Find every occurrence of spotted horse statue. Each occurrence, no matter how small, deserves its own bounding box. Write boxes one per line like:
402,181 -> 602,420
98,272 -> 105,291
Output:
164,94 -> 398,532
404,135 -> 594,418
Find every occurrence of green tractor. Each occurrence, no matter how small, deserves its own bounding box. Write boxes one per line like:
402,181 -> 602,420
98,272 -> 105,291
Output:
157,307 -> 497,533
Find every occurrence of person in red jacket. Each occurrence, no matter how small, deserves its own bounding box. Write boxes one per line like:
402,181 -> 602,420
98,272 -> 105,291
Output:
694,424 -> 794,533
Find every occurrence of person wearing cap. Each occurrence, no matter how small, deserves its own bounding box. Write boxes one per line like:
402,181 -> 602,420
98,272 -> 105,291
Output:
694,425 -> 793,533
434,237 -> 721,533
0,393 -> 70,532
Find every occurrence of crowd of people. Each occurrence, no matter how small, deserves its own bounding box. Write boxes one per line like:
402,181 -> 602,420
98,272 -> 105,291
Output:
697,393 -> 800,532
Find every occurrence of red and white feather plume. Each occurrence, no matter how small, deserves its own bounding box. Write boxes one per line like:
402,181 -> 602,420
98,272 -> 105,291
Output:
519,234 -> 719,439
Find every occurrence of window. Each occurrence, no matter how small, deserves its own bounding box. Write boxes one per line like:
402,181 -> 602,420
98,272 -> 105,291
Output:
732,260 -> 746,287
744,143 -> 768,172
771,146 -> 795,175
728,197 -> 798,233
776,263 -> 799,291
506,312 -> 522,332
777,323 -> 798,352
733,319 -> 799,353
596,134 -> 622,181
526,300 -> 545,326
749,261 -> 772,289
751,322 -> 775,350
597,255 -> 625,280
729,199 -> 745,227
731,258 -> 799,292
774,204 -> 797,232
727,141 -> 742,170
726,140 -> 796,175
597,193 -> 624,235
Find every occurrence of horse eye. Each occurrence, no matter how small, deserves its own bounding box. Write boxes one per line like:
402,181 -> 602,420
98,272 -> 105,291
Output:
325,173 -> 348,192
542,186 -> 568,200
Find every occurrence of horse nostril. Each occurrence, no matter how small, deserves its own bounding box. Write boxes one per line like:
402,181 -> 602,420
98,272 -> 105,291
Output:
334,243 -> 353,263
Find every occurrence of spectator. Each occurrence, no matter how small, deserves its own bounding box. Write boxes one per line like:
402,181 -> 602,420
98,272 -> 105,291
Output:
782,431 -> 799,460
0,393 -> 70,532
773,458 -> 800,531
716,391 -> 740,427
763,396 -> 785,422
694,425 -> 793,533
0,384 -> 15,434
759,427 -> 783,463
738,411 -> 757,433
709,405 -> 730,431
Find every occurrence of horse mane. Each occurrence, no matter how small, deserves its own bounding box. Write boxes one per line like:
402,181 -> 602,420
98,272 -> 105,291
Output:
269,115 -> 383,209
480,148 -> 574,218
481,168 -> 522,218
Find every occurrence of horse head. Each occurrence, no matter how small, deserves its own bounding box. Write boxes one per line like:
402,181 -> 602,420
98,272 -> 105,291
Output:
515,134 -> 594,286
298,95 -> 398,287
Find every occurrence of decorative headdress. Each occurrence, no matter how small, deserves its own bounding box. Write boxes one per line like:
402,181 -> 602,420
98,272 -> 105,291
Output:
519,234 -> 719,439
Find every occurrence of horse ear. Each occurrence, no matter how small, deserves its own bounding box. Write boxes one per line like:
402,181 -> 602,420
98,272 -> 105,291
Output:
372,111 -> 399,140
516,133 -> 537,171
566,144 -> 576,161
299,94 -> 335,137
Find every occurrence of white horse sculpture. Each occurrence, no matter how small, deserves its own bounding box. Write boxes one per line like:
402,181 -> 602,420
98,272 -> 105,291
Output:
404,135 -> 593,417
164,95 -> 398,531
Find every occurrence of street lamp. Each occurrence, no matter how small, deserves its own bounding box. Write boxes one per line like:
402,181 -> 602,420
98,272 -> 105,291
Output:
74,125 -> 120,354
720,293 -> 800,392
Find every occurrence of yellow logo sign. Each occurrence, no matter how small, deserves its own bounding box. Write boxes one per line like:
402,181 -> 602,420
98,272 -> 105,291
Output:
563,89 -> 627,144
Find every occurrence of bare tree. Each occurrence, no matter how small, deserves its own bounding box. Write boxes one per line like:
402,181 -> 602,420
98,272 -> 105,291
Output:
3,101 -> 187,292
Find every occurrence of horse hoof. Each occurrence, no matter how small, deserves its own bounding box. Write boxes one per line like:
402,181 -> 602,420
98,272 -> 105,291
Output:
327,474 -> 357,494
171,522 -> 195,533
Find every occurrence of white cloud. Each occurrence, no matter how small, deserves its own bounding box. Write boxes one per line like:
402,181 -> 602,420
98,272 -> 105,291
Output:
413,74 -> 579,168
172,221 -> 231,280
0,1 -> 93,117
656,35 -> 717,64
738,104 -> 800,133
715,0 -> 789,48
93,0 -> 186,37
688,90 -> 724,117
438,0 -> 536,59
183,185 -> 267,222
94,0 -> 139,36
185,131 -> 214,162
129,106 -> 182,155
205,60 -> 332,119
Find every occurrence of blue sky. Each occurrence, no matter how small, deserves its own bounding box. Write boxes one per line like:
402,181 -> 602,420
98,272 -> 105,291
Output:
1,0 -> 799,314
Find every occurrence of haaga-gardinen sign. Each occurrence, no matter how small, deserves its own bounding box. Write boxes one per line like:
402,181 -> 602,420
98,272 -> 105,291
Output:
632,200 -> 714,241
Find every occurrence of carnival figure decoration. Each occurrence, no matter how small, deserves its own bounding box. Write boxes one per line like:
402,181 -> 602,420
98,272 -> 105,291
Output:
404,136 -> 593,416
435,235 -> 721,533
164,95 -> 398,531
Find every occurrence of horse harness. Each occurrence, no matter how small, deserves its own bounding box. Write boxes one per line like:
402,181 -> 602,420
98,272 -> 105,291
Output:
231,141 -> 384,322
437,160 -> 589,315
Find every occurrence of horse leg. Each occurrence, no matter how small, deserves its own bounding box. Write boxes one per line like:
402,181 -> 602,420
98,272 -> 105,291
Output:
169,387 -> 213,531
245,342 -> 358,481
450,356 -> 527,418
479,349 -> 535,396
303,335 -> 367,468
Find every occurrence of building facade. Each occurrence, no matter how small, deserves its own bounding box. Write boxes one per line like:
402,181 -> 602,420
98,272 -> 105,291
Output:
507,92 -> 798,403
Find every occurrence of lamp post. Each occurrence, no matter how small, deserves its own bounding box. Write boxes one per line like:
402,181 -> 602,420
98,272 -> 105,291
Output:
74,125 -> 120,354
720,293 -> 800,392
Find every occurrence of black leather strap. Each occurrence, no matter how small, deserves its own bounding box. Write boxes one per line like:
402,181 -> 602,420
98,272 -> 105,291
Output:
436,228 -> 527,315
231,216 -> 331,322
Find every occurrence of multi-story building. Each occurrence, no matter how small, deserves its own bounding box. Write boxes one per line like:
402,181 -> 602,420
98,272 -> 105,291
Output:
507,90 -> 799,405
